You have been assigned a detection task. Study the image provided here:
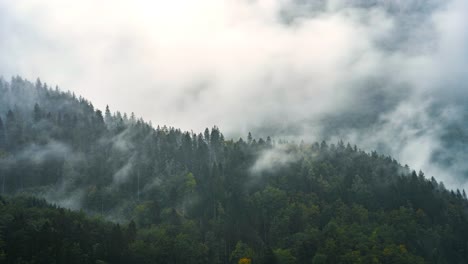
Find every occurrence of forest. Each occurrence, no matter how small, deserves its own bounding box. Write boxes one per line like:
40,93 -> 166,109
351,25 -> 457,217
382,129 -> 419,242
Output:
1,77 -> 468,264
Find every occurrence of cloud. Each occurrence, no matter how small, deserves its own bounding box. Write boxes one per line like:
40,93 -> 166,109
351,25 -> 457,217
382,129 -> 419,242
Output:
251,144 -> 299,174
113,160 -> 134,185
45,188 -> 86,211
1,0 -> 468,189
14,140 -> 77,164
0,0 -> 389,131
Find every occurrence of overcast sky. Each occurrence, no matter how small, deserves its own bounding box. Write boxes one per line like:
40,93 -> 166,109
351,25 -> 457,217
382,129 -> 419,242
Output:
1,0 -> 468,189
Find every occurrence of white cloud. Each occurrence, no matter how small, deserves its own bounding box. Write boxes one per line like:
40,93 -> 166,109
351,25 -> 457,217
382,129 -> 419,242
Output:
1,0 -> 468,189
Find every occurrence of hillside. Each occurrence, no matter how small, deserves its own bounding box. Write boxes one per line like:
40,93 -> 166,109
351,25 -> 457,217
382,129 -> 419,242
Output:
1,77 -> 468,263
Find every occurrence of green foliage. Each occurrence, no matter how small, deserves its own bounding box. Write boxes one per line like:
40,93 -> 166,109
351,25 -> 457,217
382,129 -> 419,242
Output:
274,248 -> 296,264
230,241 -> 255,264
1,77 -> 468,263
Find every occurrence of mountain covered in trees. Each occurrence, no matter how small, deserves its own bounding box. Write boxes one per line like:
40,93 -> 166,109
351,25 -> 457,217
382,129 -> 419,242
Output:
1,76 -> 468,264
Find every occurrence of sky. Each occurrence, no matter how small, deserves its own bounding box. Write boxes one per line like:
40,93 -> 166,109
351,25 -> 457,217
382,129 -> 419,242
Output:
1,0 -> 468,189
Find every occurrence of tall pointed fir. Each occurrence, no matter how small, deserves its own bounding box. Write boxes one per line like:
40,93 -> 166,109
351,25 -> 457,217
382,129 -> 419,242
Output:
0,117 -> 5,149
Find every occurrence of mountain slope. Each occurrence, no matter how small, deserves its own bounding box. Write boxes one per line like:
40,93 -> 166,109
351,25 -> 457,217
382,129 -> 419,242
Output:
1,77 -> 468,263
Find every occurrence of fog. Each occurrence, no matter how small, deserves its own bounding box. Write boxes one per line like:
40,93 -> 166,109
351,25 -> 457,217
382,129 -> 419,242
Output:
1,0 -> 467,189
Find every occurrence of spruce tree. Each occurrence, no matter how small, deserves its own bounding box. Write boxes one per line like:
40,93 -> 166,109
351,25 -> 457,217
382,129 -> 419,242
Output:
0,117 -> 5,149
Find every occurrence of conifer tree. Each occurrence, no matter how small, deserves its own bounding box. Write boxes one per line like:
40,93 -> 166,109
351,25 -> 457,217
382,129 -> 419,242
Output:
0,117 -> 5,149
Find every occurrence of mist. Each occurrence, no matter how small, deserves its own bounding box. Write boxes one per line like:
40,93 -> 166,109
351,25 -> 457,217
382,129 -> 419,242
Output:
1,0 -> 468,189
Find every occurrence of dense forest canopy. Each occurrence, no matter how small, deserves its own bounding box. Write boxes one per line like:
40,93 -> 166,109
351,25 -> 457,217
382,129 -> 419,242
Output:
1,77 -> 468,264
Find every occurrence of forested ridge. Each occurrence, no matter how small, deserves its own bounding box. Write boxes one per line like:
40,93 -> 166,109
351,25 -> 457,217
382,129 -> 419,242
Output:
1,77 -> 468,264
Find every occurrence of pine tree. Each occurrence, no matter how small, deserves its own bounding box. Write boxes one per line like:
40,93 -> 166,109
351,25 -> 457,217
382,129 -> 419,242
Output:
95,110 -> 104,124
105,105 -> 112,124
0,117 -> 5,149
5,110 -> 18,149
33,103 -> 42,122
35,78 -> 42,89
126,220 -> 137,243
204,128 -> 210,142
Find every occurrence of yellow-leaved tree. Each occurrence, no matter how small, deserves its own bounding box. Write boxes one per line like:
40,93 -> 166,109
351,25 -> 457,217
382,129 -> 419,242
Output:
238,257 -> 252,264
